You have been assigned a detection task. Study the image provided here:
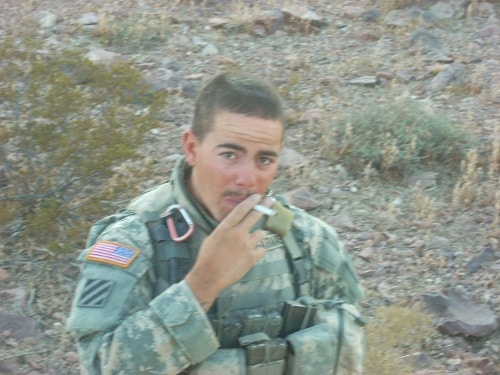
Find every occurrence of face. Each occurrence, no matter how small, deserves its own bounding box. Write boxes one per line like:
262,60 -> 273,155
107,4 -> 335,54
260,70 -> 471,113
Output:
183,111 -> 283,222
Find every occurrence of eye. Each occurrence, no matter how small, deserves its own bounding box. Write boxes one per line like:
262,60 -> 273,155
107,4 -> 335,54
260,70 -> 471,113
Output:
258,156 -> 275,166
220,151 -> 237,160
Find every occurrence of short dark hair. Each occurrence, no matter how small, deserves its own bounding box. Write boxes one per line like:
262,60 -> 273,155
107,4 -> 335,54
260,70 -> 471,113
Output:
192,71 -> 284,140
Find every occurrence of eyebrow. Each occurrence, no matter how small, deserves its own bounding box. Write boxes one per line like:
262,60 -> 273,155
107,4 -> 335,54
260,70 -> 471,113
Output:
216,143 -> 279,158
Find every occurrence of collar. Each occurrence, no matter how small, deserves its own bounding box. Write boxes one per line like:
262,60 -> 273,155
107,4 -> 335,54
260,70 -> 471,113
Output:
170,157 -> 219,233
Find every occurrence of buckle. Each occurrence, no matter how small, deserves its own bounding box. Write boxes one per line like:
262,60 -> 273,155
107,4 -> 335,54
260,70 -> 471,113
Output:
164,204 -> 194,242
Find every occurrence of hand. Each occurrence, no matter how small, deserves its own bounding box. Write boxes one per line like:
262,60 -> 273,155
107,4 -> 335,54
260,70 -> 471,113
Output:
185,194 -> 272,311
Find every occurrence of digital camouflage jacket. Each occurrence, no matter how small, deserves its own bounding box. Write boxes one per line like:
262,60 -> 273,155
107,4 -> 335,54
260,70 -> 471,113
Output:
66,157 -> 364,375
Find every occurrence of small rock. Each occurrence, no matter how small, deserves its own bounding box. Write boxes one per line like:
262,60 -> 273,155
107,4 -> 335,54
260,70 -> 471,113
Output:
409,29 -> 447,58
385,7 -> 424,27
359,247 -> 374,260
348,76 -> 378,87
426,0 -> 470,20
467,247 -> 496,274
281,6 -> 327,28
279,148 -> 309,169
283,187 -> 320,210
408,171 -> 438,189
79,12 -> 99,26
0,268 -> 8,281
330,214 -> 355,231
252,10 -> 285,36
85,49 -> 121,65
0,312 -> 37,340
361,9 -> 381,23
358,32 -> 380,42
427,235 -> 451,251
202,44 -> 219,56
422,287 -> 498,337
343,6 -> 366,19
208,17 -> 229,29
429,62 -> 467,91
37,11 -> 58,29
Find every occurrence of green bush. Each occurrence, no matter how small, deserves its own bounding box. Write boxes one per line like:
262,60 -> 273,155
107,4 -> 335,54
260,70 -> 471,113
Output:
93,14 -> 171,50
0,38 -> 166,250
321,97 -> 472,179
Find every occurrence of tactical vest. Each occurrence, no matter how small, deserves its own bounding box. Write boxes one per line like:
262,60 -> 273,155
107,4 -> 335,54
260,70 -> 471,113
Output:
143,195 -> 313,349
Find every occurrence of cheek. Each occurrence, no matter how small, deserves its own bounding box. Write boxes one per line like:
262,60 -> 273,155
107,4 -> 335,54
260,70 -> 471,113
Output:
257,167 -> 278,187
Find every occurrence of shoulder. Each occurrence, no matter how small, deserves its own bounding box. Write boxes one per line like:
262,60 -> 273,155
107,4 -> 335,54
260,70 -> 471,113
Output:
288,204 -> 341,250
127,182 -> 173,222
287,203 -> 364,302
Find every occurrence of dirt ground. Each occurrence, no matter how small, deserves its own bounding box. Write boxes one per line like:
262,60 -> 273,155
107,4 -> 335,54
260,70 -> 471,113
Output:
0,1 -> 498,374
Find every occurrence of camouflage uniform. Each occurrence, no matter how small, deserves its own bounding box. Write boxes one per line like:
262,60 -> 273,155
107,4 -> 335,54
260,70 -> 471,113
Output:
66,158 -> 364,375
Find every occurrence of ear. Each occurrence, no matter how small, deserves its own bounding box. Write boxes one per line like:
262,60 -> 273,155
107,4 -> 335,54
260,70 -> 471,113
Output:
182,129 -> 198,166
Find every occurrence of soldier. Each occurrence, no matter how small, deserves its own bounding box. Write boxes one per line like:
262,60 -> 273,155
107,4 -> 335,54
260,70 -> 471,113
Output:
66,71 -> 365,374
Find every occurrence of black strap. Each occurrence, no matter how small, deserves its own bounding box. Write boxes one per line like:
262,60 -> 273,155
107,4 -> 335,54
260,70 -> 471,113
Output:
147,217 -> 193,290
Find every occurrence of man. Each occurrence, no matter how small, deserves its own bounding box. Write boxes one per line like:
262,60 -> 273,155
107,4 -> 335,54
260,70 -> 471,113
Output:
66,71 -> 365,374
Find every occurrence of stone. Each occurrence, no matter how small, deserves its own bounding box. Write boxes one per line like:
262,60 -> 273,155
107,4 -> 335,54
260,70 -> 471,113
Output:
252,10 -> 285,36
281,6 -> 327,28
79,12 -> 99,26
283,187 -> 320,210
408,171 -> 438,190
429,62 -> 467,91
85,49 -> 121,65
409,29 -> 447,57
426,0 -> 470,20
467,247 -> 496,274
427,235 -> 452,251
422,288 -> 498,337
385,7 -> 424,27
361,9 -> 381,23
202,44 -> 219,56
0,312 -> 36,340
348,76 -> 378,87
37,11 -> 58,29
330,214 -> 355,231
279,148 -> 309,169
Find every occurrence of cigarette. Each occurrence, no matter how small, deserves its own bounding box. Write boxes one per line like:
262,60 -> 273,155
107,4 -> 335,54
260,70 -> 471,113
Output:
253,204 -> 277,216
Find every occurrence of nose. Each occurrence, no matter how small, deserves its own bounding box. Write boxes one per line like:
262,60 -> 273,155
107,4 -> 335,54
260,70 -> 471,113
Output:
234,160 -> 257,189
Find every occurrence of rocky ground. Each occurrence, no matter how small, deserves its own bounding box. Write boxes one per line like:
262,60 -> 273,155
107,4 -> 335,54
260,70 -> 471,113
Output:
0,0 -> 499,374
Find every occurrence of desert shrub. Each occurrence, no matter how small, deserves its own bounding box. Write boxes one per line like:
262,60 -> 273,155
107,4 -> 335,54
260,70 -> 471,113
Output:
93,13 -> 171,50
321,96 -> 472,179
0,38 -> 166,250
364,303 -> 435,375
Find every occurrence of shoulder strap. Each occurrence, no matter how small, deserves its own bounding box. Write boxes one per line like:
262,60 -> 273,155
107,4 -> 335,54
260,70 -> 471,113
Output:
271,196 -> 312,297
282,231 -> 311,297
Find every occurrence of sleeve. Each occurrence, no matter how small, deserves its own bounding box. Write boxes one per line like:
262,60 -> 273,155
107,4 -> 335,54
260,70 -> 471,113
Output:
65,214 -> 220,375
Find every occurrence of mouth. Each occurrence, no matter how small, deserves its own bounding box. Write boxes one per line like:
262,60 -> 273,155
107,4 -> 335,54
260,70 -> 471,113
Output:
223,192 -> 251,208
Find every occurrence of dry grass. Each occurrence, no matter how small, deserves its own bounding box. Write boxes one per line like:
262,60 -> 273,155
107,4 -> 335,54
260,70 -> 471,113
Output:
364,303 -> 435,375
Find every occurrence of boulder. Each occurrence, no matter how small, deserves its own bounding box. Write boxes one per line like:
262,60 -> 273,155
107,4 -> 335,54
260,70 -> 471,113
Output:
422,287 -> 498,337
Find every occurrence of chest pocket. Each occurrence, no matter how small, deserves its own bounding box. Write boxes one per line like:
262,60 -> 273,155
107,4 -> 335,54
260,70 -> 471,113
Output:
216,233 -> 295,313
208,233 -> 296,348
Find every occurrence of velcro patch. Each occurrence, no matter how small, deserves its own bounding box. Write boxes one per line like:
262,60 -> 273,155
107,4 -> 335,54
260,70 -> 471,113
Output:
86,241 -> 140,268
77,279 -> 114,307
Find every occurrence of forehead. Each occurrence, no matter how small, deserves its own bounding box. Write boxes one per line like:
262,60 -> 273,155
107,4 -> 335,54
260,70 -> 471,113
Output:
211,111 -> 284,141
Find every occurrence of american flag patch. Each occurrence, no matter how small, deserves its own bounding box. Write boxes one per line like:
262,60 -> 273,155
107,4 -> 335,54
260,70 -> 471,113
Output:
86,241 -> 140,268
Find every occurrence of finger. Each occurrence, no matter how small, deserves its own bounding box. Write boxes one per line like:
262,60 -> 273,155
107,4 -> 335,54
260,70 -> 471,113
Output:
221,194 -> 262,228
249,229 -> 267,246
252,246 -> 267,263
240,196 -> 275,229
